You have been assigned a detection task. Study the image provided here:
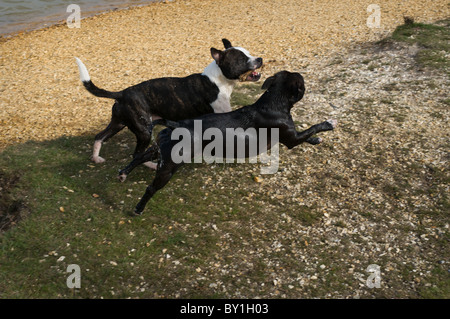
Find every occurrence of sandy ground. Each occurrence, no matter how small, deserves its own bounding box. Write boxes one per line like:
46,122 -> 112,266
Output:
0,0 -> 448,150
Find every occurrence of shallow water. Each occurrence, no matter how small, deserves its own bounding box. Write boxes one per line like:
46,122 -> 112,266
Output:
0,0 -> 157,36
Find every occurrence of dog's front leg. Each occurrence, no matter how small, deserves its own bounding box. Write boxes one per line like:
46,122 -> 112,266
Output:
281,119 -> 337,149
305,136 -> 323,145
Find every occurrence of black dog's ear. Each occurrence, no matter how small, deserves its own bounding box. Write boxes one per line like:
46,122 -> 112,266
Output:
222,38 -> 232,49
262,75 -> 276,90
294,82 -> 305,101
211,48 -> 223,64
288,76 -> 305,102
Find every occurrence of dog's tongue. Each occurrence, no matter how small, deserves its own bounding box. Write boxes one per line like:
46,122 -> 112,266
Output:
248,71 -> 261,81
240,70 -> 261,82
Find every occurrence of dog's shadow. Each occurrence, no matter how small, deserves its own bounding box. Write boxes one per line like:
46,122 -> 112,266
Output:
0,130 -> 255,219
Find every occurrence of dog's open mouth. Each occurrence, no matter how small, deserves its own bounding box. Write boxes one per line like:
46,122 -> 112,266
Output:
239,69 -> 262,82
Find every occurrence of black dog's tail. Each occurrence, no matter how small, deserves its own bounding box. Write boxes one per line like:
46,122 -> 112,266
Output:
75,58 -> 123,100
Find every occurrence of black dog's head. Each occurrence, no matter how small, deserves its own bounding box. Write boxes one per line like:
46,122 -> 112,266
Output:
210,39 -> 263,82
261,71 -> 305,105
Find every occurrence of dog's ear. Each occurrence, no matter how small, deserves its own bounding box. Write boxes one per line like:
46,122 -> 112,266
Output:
294,82 -> 305,101
211,48 -> 223,64
288,76 -> 305,102
222,38 -> 232,49
262,75 -> 276,90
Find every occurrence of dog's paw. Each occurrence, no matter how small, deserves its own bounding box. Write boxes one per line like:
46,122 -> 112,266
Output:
118,173 -> 127,183
91,155 -> 106,164
326,119 -> 338,129
307,137 -> 323,145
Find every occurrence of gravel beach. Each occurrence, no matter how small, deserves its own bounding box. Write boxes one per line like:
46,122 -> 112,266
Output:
0,0 -> 448,149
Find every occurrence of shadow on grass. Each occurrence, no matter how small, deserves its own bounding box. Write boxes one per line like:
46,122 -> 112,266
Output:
377,17 -> 450,70
0,129 -> 221,223
0,128 -> 268,298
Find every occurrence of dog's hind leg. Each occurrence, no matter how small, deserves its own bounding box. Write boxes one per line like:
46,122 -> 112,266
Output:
129,124 -> 152,160
133,137 -> 180,215
118,143 -> 160,182
142,118 -> 180,170
133,162 -> 179,215
131,130 -> 180,215
142,161 -> 158,170
92,115 -> 125,163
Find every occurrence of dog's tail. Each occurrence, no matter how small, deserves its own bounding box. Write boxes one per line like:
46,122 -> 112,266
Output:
75,58 -> 123,100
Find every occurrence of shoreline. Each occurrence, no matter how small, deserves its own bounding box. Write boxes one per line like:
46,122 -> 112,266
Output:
0,0 -> 448,150
0,1 -> 160,38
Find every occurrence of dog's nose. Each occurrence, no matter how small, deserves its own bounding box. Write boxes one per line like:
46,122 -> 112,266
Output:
256,57 -> 263,65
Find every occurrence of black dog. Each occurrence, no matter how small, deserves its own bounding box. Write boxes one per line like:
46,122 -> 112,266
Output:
75,39 -> 263,164
119,71 -> 337,215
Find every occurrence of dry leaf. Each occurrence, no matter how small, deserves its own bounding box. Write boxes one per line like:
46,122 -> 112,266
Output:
253,176 -> 263,183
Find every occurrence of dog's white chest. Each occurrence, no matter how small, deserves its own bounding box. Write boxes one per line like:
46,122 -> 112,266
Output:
202,61 -> 235,113
211,90 -> 232,113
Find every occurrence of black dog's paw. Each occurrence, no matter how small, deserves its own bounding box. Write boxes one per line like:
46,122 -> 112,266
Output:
131,208 -> 143,217
118,172 -> 127,183
132,203 -> 146,216
307,137 -> 322,145
320,119 -> 337,131
326,119 -> 338,129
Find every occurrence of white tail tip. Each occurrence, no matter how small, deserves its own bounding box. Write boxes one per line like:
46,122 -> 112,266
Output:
75,57 -> 90,82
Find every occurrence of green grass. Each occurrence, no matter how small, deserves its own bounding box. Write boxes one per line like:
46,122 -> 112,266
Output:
230,82 -> 263,107
0,82 -> 276,298
0,130 -> 267,298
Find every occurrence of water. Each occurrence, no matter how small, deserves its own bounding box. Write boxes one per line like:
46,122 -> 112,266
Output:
0,0 -> 157,36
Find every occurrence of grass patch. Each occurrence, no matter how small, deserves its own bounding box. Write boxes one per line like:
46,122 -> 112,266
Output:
0,170 -> 27,232
230,82 -> 263,107
382,18 -> 450,70
0,130 -> 269,298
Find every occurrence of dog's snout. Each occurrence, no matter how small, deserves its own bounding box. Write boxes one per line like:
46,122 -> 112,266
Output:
251,57 -> 263,70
